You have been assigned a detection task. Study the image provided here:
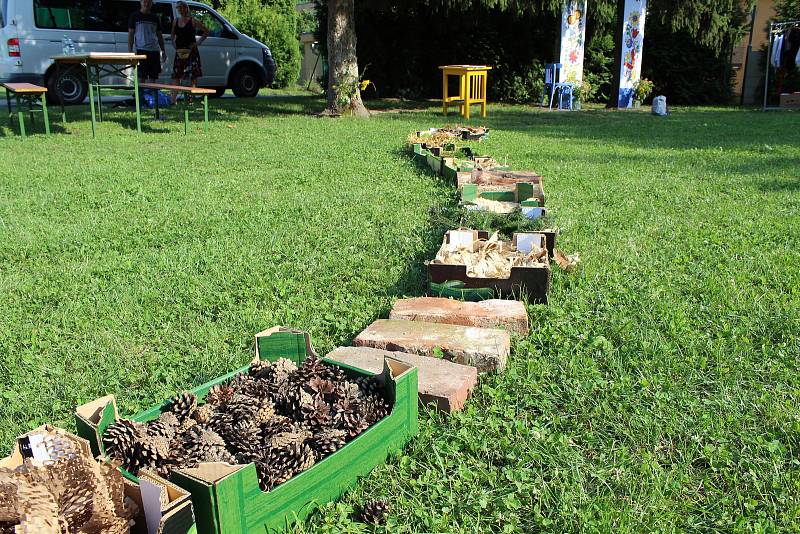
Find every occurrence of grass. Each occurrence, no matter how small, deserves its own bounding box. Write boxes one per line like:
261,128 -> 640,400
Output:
1,92 -> 799,532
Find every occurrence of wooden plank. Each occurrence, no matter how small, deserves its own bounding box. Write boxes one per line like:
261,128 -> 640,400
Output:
2,83 -> 47,93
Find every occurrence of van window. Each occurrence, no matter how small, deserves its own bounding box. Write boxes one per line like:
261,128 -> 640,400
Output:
190,6 -> 232,39
34,0 -> 116,30
33,0 -> 172,33
111,1 -> 173,33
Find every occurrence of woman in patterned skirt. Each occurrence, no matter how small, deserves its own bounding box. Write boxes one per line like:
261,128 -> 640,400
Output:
170,1 -> 209,103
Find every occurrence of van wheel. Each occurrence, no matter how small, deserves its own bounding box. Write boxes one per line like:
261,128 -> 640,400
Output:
47,67 -> 88,106
231,66 -> 260,98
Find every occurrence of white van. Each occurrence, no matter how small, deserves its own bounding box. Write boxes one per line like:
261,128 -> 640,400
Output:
0,0 -> 276,104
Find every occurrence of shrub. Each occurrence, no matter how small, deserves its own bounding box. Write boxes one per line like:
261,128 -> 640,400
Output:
218,0 -> 300,88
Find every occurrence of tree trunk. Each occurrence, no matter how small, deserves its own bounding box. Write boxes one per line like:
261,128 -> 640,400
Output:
326,0 -> 369,117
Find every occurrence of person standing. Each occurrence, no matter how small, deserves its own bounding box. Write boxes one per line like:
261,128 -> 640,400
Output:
128,0 -> 166,84
170,1 -> 209,103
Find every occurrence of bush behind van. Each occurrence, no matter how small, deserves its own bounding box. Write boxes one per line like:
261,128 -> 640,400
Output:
0,0 -> 276,104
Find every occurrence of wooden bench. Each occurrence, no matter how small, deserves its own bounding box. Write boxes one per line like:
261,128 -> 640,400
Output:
140,83 -> 216,134
2,83 -> 50,137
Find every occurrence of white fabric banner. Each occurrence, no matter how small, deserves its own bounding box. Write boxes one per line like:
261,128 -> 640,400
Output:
617,0 -> 647,107
558,0 -> 588,83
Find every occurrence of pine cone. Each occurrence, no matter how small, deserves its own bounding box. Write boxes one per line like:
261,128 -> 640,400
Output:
136,435 -> 170,470
102,419 -> 145,464
193,403 -> 216,425
249,359 -> 271,377
333,381 -> 361,403
228,373 -> 256,395
361,394 -> 392,425
360,500 -> 390,525
332,397 -> 369,438
172,426 -> 234,468
147,412 -> 178,442
225,420 -> 263,457
169,391 -> 198,420
266,428 -> 311,450
177,417 -> 198,434
204,384 -> 235,406
308,428 -> 346,460
261,415 -> 294,440
355,376 -> 383,398
300,395 -> 332,431
293,356 -> 344,384
281,387 -> 314,421
256,442 -> 315,491
308,377 -> 336,397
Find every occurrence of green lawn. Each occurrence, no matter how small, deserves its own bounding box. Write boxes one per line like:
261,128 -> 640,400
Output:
1,93 -> 798,532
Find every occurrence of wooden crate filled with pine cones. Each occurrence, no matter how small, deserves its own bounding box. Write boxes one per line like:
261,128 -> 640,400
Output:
75,327 -> 419,534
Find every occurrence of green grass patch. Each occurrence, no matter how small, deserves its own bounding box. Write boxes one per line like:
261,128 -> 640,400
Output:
1,93 -> 799,531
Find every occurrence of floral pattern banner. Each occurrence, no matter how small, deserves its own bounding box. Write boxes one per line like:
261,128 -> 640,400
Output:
559,0 -> 588,83
617,0 -> 647,107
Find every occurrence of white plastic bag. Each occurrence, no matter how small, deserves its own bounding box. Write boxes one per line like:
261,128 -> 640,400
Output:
652,95 -> 668,116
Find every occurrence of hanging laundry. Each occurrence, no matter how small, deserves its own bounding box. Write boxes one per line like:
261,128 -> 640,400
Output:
772,33 -> 784,68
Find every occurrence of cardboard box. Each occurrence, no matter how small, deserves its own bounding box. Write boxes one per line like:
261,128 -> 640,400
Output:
1,425 -> 195,534
76,327 -> 419,534
428,230 -> 552,303
779,92 -> 800,108
457,169 -> 543,188
461,182 -> 545,207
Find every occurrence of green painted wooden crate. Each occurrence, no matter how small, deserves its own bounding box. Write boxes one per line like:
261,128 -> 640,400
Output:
76,327 -> 419,534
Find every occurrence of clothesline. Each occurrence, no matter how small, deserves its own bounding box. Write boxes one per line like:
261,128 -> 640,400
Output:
763,20 -> 800,110
771,20 -> 800,32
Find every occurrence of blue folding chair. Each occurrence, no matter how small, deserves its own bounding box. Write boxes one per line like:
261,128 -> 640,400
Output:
542,63 -> 574,111
541,63 -> 560,107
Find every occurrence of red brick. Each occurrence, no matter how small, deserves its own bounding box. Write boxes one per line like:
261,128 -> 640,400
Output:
325,346 -> 478,413
353,319 -> 509,373
389,297 -> 529,335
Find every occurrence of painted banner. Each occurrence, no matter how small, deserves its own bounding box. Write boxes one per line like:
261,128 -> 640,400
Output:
617,0 -> 647,107
558,0 -> 588,83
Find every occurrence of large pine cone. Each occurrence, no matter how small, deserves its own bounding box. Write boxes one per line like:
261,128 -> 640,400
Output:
355,376 -> 383,398
308,428 -> 346,460
249,359 -> 272,377
169,391 -> 198,420
204,384 -> 235,406
102,419 -> 145,463
361,394 -> 392,425
299,395 -> 331,431
332,397 -> 368,438
147,412 -> 179,442
266,427 -> 311,450
136,435 -> 170,469
360,500 -> 390,525
193,403 -> 216,425
256,442 -> 315,491
225,420 -> 263,457
293,356 -> 344,384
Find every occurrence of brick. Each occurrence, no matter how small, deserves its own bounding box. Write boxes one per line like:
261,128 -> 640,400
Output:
325,346 -> 478,413
389,297 -> 529,335
354,319 -> 510,373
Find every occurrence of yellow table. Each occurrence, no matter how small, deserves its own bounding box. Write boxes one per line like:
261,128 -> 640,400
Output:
439,65 -> 492,119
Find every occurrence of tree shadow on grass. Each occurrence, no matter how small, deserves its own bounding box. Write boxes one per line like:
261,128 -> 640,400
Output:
478,106 -> 800,153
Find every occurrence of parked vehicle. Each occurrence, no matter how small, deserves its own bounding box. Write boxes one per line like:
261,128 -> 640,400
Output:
0,0 -> 276,104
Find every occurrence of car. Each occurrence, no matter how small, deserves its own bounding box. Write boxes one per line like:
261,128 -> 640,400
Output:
0,0 -> 276,104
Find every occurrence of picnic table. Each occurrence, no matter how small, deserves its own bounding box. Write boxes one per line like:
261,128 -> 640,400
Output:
51,53 -> 147,138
